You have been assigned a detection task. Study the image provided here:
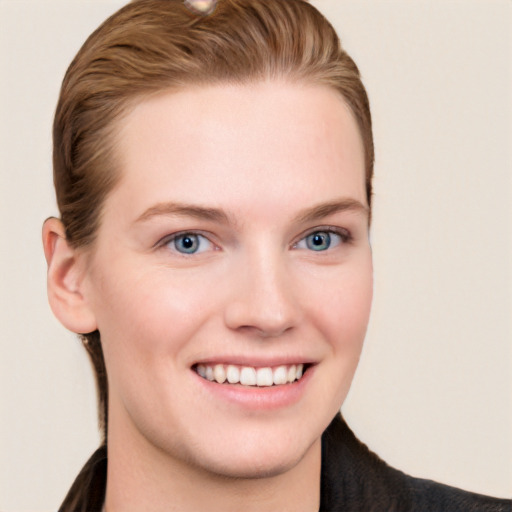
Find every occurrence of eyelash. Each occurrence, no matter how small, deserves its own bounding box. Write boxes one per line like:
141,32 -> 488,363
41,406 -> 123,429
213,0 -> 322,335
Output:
292,227 -> 352,252
158,231 -> 217,255
157,226 -> 352,256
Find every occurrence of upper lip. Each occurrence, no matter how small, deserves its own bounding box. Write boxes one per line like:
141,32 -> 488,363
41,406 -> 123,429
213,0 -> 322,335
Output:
192,356 -> 317,368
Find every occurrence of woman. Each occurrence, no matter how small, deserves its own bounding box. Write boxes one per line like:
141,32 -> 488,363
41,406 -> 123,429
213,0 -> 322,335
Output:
42,0 -> 510,510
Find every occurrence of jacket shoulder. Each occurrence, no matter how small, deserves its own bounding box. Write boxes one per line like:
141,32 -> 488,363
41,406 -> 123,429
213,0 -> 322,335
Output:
404,474 -> 512,512
320,414 -> 511,512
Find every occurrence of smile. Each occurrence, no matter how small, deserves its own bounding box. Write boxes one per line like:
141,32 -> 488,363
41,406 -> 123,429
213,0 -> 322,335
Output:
195,363 -> 306,387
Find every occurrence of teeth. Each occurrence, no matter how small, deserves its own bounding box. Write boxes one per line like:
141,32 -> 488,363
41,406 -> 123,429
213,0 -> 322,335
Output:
273,365 -> 288,385
213,364 -> 226,384
226,365 -> 240,384
205,366 -> 214,381
256,367 -> 273,387
240,367 -> 257,386
287,365 -> 297,383
196,363 -> 307,387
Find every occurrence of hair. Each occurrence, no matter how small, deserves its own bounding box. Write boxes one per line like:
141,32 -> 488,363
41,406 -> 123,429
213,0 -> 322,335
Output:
53,0 -> 374,446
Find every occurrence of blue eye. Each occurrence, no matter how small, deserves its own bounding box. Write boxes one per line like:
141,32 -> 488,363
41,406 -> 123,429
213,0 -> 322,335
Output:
174,234 -> 199,253
170,233 -> 211,254
294,229 -> 347,252
305,231 -> 331,251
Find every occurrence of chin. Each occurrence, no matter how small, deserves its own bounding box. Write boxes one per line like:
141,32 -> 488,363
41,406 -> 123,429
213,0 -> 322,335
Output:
197,443 -> 313,480
180,423 -> 321,480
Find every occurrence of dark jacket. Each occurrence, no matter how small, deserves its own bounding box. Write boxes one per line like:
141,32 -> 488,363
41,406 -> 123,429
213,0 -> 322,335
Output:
59,413 -> 511,511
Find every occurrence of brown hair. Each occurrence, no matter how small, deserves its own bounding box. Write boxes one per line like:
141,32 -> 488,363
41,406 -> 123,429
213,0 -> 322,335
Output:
53,0 -> 373,444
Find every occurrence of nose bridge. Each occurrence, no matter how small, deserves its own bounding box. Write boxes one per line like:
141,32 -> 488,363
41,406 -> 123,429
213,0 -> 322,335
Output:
224,243 -> 299,337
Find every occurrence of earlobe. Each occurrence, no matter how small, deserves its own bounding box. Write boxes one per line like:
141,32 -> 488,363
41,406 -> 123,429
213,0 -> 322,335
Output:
42,218 -> 98,334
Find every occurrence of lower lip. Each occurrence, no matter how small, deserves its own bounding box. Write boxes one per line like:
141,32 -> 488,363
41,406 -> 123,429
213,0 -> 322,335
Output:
193,366 -> 315,411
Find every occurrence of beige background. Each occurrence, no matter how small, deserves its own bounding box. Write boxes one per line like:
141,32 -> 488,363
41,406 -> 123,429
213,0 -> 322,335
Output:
0,0 -> 510,510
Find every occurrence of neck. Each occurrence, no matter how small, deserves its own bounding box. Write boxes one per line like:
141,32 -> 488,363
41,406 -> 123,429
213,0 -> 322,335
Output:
105,419 -> 321,512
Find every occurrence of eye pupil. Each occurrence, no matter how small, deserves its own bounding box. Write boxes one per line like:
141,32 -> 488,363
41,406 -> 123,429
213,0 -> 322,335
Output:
182,237 -> 194,248
306,231 -> 331,251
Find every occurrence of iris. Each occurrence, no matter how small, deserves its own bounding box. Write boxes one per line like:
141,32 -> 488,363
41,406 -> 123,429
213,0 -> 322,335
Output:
306,231 -> 331,251
174,234 -> 200,254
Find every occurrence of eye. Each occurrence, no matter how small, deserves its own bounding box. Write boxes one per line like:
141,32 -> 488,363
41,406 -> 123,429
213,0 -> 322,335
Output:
166,232 -> 213,254
294,229 -> 348,252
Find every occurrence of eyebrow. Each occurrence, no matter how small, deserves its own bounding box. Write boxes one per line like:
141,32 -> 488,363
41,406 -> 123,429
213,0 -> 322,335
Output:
293,198 -> 369,224
134,202 -> 234,225
134,197 -> 369,226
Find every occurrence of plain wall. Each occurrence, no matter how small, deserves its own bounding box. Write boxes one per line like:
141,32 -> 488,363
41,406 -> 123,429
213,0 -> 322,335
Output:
0,0 -> 510,510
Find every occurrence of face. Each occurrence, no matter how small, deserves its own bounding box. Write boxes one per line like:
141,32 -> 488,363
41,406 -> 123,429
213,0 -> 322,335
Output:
82,82 -> 373,478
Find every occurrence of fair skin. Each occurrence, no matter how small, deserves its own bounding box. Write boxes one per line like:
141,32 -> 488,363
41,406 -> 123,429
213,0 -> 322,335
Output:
44,82 -> 373,512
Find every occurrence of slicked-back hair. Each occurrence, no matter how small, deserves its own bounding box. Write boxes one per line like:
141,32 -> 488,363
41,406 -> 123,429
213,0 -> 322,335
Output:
53,0 -> 374,443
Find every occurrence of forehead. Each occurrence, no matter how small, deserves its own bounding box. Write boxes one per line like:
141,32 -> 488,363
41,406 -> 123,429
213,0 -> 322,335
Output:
108,81 -> 366,220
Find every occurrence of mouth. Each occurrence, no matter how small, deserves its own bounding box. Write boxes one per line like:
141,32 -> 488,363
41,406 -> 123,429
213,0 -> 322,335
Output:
193,363 -> 310,387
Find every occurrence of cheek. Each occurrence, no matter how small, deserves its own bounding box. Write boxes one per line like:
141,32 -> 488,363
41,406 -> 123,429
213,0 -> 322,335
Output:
305,255 -> 373,347
89,265 -> 218,369
297,254 -> 372,413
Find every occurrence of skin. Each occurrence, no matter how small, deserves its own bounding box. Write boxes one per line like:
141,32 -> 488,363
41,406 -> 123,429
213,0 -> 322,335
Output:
44,81 -> 373,511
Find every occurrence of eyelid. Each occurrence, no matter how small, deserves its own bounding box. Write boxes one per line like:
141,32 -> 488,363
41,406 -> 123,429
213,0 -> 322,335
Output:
291,225 -> 352,248
156,230 -> 219,253
153,226 -> 351,253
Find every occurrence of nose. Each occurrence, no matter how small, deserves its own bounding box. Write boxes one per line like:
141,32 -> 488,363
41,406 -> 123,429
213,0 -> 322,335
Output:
223,249 -> 301,338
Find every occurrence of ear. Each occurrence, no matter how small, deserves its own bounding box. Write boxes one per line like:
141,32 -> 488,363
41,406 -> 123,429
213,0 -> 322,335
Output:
42,218 -> 98,334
